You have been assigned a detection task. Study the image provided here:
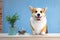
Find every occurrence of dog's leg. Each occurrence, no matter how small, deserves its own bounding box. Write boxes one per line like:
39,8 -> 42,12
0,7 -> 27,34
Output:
32,31 -> 36,35
41,25 -> 47,34
30,23 -> 36,35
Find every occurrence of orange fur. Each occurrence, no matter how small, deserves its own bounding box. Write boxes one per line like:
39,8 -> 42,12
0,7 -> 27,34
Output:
31,8 -> 46,14
41,25 -> 46,32
30,23 -> 35,31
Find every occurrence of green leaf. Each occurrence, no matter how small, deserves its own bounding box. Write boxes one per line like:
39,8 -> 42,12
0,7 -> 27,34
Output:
6,13 -> 20,27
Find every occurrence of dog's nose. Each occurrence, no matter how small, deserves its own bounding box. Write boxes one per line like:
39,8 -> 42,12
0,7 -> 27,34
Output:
37,14 -> 40,17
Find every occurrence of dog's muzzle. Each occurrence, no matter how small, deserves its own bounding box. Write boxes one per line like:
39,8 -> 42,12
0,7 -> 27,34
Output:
37,14 -> 40,17
35,14 -> 41,21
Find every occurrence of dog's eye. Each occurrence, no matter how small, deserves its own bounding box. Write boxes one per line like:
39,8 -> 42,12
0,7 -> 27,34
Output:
40,11 -> 42,13
35,11 -> 37,13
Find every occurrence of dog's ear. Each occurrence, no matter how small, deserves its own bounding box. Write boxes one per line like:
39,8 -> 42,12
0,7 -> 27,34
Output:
42,7 -> 48,13
29,6 -> 33,11
45,7 -> 48,11
43,7 -> 48,12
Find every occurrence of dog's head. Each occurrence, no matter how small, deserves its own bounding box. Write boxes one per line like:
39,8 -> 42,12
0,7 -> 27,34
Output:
29,6 -> 47,21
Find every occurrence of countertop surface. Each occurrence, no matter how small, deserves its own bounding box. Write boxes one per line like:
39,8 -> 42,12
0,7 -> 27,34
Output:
0,33 -> 60,37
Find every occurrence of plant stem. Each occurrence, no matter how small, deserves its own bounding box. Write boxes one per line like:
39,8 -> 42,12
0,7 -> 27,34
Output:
11,24 -> 14,28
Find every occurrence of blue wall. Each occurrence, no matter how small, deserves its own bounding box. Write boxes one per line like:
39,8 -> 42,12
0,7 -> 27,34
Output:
2,0 -> 60,34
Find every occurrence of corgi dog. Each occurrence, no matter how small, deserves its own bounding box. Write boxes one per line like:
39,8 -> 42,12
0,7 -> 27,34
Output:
29,6 -> 48,35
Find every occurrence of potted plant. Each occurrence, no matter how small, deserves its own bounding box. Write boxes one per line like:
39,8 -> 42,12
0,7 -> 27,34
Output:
6,13 -> 19,35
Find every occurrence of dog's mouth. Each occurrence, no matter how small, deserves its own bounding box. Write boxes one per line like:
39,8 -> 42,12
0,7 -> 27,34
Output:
35,16 -> 41,21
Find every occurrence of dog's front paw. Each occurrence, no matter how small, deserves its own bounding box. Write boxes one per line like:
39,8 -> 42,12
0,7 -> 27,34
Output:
32,31 -> 36,35
41,32 -> 46,35
32,33 -> 36,35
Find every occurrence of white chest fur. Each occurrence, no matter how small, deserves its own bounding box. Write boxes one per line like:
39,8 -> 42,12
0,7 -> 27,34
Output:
30,17 -> 47,34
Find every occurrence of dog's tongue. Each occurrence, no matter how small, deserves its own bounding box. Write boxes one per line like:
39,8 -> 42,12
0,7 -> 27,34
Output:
35,16 -> 41,21
36,17 -> 40,21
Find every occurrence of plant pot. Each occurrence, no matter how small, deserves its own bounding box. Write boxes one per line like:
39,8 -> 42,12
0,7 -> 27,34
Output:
8,27 -> 17,35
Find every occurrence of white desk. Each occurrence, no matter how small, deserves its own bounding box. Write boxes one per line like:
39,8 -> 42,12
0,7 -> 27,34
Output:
0,33 -> 60,40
